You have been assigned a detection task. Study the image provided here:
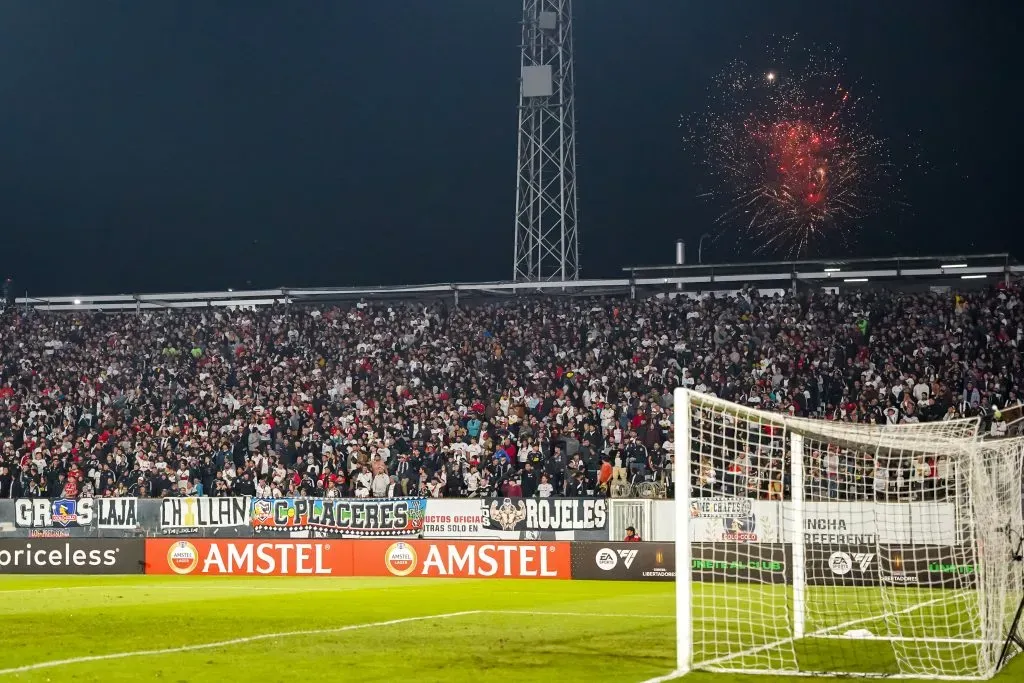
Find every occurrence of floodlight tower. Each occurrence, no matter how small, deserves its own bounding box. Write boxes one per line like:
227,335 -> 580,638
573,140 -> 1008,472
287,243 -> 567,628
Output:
513,0 -> 579,282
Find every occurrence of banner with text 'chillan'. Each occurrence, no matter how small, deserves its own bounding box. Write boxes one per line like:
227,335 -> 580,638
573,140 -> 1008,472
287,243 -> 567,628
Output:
160,497 -> 250,531
250,498 -> 427,537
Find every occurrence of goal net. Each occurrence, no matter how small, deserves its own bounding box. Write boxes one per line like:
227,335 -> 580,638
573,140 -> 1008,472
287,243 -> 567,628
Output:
673,388 -> 1024,679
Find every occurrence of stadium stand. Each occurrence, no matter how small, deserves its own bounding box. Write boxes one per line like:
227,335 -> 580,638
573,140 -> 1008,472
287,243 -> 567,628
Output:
0,281 -> 1021,502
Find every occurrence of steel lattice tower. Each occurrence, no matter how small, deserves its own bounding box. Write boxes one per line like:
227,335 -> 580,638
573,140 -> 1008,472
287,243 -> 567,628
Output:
513,0 -> 579,282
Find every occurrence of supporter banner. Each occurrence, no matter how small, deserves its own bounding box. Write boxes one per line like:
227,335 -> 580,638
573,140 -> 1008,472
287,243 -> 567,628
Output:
481,497 -> 607,532
807,544 -> 977,589
674,500 -> 956,545
145,538 -> 352,576
571,542 -> 675,581
96,498 -> 139,530
0,539 -> 145,574
422,499 -> 583,540
690,542 -> 791,584
14,498 -> 96,529
354,540 -> 572,579
688,497 -> 780,543
799,502 -> 956,545
160,497 -> 250,529
250,498 -> 427,537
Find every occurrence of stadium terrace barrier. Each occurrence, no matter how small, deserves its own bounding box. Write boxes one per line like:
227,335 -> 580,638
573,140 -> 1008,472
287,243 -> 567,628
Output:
0,497 -> 610,541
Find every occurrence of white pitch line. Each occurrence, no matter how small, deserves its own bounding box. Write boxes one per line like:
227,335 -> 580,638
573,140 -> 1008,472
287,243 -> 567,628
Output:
491,610 -> 674,620
0,611 -> 482,676
635,669 -> 685,683
0,585 -> 317,594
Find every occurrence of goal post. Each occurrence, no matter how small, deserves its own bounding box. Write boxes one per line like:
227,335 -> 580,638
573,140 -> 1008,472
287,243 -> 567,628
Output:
673,387 -> 1024,679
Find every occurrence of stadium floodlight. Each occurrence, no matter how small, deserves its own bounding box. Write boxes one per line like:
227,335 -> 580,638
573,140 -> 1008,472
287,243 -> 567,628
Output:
844,278 -> 868,283
672,389 -> 1024,679
824,267 -> 842,273
942,263 -> 969,269
962,274 -> 986,280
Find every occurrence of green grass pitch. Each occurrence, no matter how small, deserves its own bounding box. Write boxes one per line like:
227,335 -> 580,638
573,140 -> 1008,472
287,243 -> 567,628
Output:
0,576 -> 1020,682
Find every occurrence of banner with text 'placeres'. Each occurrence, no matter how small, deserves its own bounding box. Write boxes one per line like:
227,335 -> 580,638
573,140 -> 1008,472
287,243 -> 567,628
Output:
144,539 -> 572,578
250,497 -> 426,537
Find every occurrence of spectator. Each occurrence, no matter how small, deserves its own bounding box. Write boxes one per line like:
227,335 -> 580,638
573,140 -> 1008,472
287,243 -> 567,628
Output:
0,283 -> 1019,503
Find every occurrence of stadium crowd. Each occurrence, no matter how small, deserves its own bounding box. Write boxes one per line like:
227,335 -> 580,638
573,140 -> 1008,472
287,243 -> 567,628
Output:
0,282 -> 1020,502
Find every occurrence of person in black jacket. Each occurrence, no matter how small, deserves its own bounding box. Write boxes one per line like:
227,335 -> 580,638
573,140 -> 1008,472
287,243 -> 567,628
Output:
520,462 -> 538,498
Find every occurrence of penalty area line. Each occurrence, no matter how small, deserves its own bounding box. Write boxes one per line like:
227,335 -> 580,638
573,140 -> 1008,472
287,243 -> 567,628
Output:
0,611 -> 483,676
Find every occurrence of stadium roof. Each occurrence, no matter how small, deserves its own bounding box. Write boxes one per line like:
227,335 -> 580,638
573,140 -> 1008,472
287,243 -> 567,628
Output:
13,253 -> 1022,312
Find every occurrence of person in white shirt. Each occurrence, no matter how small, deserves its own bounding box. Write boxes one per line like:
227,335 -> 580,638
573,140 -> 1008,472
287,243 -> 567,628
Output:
371,470 -> 390,497
354,466 -> 372,497
465,465 -> 481,497
537,474 -> 553,498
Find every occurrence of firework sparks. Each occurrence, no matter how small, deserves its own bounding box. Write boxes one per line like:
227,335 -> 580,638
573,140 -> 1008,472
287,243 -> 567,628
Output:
683,37 -> 893,256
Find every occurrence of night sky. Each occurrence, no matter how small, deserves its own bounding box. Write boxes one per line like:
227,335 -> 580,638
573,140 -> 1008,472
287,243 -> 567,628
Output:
1,1 -> 1019,297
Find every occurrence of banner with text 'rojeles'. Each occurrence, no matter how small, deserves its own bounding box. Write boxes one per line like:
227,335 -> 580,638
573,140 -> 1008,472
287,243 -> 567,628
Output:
250,498 -> 427,537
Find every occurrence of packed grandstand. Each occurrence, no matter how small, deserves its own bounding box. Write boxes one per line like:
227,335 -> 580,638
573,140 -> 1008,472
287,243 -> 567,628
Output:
0,280 -> 1021,504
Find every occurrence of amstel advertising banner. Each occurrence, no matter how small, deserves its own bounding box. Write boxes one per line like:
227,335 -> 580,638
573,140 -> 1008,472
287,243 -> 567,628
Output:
144,539 -> 572,578
145,538 -> 353,576
355,540 -> 572,579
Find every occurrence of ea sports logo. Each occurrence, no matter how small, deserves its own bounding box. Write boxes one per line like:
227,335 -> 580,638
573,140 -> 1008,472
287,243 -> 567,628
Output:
828,551 -> 853,576
168,541 -> 199,575
595,547 -> 618,571
384,542 -> 418,576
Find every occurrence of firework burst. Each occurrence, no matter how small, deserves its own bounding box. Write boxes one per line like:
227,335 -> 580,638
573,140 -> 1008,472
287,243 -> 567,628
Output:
683,37 -> 893,256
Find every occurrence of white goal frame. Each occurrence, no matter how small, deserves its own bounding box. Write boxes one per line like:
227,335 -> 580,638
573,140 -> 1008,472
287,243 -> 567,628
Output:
673,388 -> 1024,680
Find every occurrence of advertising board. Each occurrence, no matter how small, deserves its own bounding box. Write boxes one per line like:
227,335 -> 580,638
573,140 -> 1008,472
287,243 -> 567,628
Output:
690,543 -> 791,584
0,539 -> 145,574
145,538 -> 353,576
570,542 -> 675,581
807,544 -> 978,589
145,539 -> 571,578
354,540 -> 572,579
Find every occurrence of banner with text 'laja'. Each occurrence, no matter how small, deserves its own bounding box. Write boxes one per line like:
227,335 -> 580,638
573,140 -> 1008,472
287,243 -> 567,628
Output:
250,498 -> 427,537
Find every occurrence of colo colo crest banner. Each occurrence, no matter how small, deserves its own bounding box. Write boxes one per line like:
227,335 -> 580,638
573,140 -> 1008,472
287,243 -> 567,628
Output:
250,498 -> 427,537
14,498 -> 139,530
